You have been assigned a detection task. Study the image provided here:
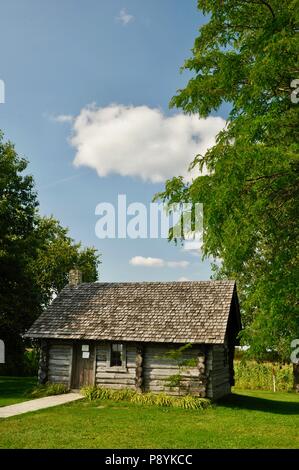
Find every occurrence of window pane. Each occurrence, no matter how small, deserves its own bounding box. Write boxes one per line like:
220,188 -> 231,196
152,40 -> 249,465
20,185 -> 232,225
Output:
111,343 -> 123,366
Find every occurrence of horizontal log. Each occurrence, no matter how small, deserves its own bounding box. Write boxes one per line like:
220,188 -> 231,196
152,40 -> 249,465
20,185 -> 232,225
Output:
211,366 -> 229,373
127,351 -> 137,358
212,382 -> 231,390
96,362 -> 107,368
143,370 -> 200,379
144,385 -> 205,396
144,377 -> 205,387
96,367 -> 136,374
96,372 -> 135,380
212,378 -> 230,388
145,351 -> 201,358
95,383 -> 136,390
143,363 -> 198,369
50,344 -> 72,350
209,361 -> 229,369
49,352 -> 72,361
48,366 -> 70,376
126,362 -> 137,368
144,384 -> 179,395
96,360 -> 136,367
48,375 -> 70,383
49,348 -> 72,354
96,355 -> 106,361
210,383 -> 231,393
209,370 -> 229,377
143,367 -> 179,375
207,375 -> 229,386
144,380 -> 202,389
96,378 -> 136,386
208,364 -> 229,371
143,369 -> 203,377
96,348 -> 106,354
48,358 -> 70,366
212,358 -> 226,365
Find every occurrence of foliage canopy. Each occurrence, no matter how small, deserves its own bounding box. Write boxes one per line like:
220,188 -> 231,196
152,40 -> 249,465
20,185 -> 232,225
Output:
157,0 -> 299,361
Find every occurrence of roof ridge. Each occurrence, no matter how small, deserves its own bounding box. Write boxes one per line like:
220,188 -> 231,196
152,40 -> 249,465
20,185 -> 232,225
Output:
69,279 -> 236,287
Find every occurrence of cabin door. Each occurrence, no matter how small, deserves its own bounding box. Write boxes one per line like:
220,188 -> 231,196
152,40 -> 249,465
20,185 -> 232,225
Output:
71,342 -> 95,389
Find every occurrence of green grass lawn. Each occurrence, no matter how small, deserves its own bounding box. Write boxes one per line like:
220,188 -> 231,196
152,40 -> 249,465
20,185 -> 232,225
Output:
0,376 -> 37,407
0,380 -> 298,448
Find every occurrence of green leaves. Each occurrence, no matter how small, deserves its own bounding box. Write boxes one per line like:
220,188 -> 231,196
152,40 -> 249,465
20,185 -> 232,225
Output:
81,386 -> 211,410
158,0 -> 299,362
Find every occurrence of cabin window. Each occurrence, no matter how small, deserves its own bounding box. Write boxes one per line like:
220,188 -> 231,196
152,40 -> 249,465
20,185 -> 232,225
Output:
110,343 -> 123,367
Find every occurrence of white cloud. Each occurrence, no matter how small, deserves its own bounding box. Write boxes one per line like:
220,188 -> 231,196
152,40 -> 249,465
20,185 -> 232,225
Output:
52,114 -> 74,123
69,104 -> 225,183
182,240 -> 203,257
178,276 -> 190,281
116,8 -> 134,26
167,261 -> 189,268
130,256 -> 164,267
129,256 -> 189,268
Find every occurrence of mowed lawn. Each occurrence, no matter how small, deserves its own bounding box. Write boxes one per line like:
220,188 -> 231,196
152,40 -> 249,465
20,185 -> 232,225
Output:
0,379 -> 298,449
0,376 -> 37,407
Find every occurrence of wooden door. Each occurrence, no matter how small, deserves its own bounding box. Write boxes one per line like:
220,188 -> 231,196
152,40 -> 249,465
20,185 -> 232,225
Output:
71,342 -> 95,389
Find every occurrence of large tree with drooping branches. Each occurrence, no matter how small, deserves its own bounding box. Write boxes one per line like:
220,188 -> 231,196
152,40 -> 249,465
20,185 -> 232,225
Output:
156,0 -> 299,386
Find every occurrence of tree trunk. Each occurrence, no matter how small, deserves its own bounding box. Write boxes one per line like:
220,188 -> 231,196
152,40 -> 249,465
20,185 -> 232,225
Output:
293,363 -> 299,393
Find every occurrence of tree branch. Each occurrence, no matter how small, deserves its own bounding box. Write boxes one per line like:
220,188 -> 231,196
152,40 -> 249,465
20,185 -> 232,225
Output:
239,0 -> 276,20
245,173 -> 289,183
260,0 -> 276,19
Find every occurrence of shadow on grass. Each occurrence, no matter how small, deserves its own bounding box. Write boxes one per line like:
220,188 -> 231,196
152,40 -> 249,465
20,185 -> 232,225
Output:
0,376 -> 37,400
218,392 -> 299,415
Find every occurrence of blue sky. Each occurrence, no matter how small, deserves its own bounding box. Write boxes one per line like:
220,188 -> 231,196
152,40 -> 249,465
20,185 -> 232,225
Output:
0,0 -> 226,282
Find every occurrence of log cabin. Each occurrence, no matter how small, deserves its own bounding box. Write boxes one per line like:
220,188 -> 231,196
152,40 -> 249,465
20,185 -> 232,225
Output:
25,270 -> 241,400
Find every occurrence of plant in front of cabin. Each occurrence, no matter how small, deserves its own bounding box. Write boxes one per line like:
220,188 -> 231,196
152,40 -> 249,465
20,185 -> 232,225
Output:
28,382 -> 69,398
81,386 -> 211,410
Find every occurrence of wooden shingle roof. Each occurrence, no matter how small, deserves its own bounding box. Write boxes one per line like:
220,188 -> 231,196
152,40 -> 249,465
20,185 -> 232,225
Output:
25,280 -> 239,344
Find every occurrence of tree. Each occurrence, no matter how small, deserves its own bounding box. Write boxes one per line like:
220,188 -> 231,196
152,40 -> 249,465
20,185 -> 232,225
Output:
31,216 -> 99,308
0,133 -> 100,373
156,1 -> 299,385
0,132 -> 40,373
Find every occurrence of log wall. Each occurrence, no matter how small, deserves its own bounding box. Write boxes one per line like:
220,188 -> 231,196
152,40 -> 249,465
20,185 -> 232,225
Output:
143,344 -> 206,396
47,343 -> 73,386
45,339 -> 233,399
206,342 -> 231,399
95,342 -> 137,389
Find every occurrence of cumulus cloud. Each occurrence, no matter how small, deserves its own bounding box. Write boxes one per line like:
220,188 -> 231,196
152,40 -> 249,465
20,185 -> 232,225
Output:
69,104 -> 225,183
178,276 -> 190,281
129,256 -> 189,268
130,256 -> 164,267
116,8 -> 134,25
